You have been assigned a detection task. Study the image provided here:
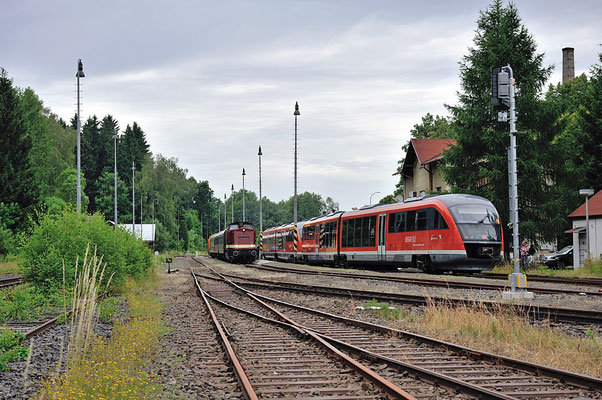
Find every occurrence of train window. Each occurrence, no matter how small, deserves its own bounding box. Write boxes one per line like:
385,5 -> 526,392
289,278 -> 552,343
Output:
388,212 -> 405,233
362,216 -> 376,247
416,210 -> 428,231
432,209 -> 449,230
320,221 -> 337,248
406,211 -> 416,231
342,220 -> 349,247
354,218 -> 363,247
302,226 -> 315,241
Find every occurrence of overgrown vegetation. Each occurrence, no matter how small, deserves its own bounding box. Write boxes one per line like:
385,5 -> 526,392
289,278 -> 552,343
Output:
491,258 -> 602,278
0,329 -> 28,370
357,299 -> 602,378
0,285 -> 62,322
40,268 -> 165,399
21,210 -> 152,291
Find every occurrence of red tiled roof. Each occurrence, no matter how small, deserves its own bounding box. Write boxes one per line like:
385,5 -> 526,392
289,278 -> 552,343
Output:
411,138 -> 457,165
568,190 -> 602,218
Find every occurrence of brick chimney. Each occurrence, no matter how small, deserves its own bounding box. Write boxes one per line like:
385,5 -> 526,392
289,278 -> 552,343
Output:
562,47 -> 575,83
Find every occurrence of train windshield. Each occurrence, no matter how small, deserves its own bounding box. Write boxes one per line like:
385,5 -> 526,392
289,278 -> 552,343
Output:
449,204 -> 501,241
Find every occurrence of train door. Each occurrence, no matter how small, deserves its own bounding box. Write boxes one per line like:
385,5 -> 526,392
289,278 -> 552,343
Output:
378,213 -> 387,261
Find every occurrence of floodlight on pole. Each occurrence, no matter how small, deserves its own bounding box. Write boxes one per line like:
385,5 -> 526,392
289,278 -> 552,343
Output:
231,184 -> 234,223
293,102 -> 300,224
258,146 -> 263,232
580,188 -> 594,261
370,191 -> 381,205
76,59 -> 85,214
242,168 -> 246,221
132,161 -> 136,238
224,193 -> 227,228
113,127 -> 118,230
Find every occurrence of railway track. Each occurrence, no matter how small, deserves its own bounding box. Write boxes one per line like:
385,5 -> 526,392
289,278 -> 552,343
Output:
191,257 -> 602,399
196,264 -> 602,326
248,261 -> 602,297
0,275 -> 22,288
475,272 -> 602,288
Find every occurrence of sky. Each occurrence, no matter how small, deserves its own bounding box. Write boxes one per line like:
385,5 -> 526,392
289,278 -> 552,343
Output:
2,0 -> 601,211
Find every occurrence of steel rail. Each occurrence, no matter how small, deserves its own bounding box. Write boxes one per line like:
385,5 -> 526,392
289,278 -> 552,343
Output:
249,261 -> 602,296
204,267 -> 602,326
194,270 -> 417,399
476,272 -> 602,287
0,275 -> 22,289
207,267 -> 602,395
226,279 -> 514,399
191,270 -> 259,400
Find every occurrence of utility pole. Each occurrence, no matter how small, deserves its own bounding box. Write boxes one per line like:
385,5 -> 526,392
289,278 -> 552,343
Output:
493,65 -> 533,299
258,146 -> 263,231
242,168 -> 246,221
218,204 -> 221,231
132,161 -> 136,239
152,199 -> 158,252
141,193 -> 145,240
177,207 -> 180,249
76,59 -> 85,214
113,127 -> 118,229
231,184 -> 234,223
293,102 -> 300,224
224,194 -> 227,229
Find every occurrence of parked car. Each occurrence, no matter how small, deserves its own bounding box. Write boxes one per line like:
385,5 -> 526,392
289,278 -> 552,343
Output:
541,246 -> 573,268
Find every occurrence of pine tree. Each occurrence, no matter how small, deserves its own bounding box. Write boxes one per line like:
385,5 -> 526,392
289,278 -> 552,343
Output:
0,70 -> 39,229
580,53 -> 602,191
442,0 -> 553,246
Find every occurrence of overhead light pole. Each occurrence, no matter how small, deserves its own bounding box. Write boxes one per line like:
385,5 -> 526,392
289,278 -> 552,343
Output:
370,191 -> 381,205
293,102 -> 300,224
258,146 -> 263,232
218,203 -> 221,231
132,161 -> 136,238
113,127 -> 118,229
224,194 -> 227,229
76,59 -> 85,214
231,184 -> 234,223
580,188 -> 594,262
242,168 -> 246,221
152,199 -> 158,252
141,193 -> 146,240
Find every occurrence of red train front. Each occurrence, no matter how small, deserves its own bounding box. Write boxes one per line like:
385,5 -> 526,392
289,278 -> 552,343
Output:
209,222 -> 258,263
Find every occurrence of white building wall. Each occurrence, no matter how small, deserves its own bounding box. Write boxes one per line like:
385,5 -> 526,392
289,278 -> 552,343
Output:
571,217 -> 601,268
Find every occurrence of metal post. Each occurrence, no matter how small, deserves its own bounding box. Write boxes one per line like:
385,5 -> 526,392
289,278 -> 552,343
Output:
231,184 -> 234,223
224,194 -> 227,229
258,146 -> 263,232
113,128 -> 118,229
293,102 -> 300,224
502,65 -> 532,299
586,196 -> 590,260
152,199 -> 156,252
370,191 -> 381,205
218,205 -> 221,231
242,168 -> 246,221
132,161 -> 136,238
141,193 -> 145,240
76,59 -> 85,214
177,207 -> 180,249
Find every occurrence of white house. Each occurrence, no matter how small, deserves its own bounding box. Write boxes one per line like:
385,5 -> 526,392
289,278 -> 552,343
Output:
567,190 -> 602,268
119,224 -> 156,243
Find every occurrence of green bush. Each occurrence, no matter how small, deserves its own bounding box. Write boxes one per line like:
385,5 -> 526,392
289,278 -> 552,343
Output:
0,228 -> 16,256
0,329 -> 28,370
21,210 -> 152,291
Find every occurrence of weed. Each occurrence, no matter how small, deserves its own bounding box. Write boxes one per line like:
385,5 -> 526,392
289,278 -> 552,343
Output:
0,329 -> 28,370
98,296 -> 121,323
0,284 -> 63,322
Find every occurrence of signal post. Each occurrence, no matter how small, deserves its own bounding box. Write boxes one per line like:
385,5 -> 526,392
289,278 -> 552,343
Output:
492,65 -> 534,300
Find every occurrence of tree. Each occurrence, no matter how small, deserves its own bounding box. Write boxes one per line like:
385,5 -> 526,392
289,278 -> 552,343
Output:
0,70 -> 38,229
442,0 -> 553,247
579,53 -> 602,192
55,168 -> 89,210
96,171 -> 130,223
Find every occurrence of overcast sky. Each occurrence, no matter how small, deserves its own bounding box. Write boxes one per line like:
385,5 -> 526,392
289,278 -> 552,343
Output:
2,0 -> 601,210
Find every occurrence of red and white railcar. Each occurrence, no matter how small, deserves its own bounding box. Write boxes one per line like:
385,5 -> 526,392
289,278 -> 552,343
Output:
261,223 -> 300,261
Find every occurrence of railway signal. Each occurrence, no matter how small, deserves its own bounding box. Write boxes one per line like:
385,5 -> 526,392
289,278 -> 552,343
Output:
493,65 -> 533,299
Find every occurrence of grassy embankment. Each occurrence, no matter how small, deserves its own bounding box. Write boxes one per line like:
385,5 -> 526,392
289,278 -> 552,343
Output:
39,257 -> 165,399
490,258 -> 602,278
361,298 -> 602,378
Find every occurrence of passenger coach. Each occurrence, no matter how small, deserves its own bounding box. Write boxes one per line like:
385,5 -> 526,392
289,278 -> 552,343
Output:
290,194 -> 502,272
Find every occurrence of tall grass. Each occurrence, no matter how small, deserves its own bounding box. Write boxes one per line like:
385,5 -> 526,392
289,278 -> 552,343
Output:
386,300 -> 602,378
40,261 -> 164,399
